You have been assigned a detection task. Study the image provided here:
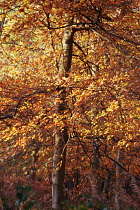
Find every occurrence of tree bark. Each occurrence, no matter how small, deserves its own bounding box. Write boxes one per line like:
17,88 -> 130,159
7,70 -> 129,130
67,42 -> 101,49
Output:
115,149 -> 121,210
29,144 -> 39,181
52,24 -> 74,209
90,140 -> 101,197
0,18 -> 5,37
90,101 -> 102,197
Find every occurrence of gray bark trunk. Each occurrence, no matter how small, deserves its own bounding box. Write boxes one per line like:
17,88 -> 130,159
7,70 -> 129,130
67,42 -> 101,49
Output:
52,25 -> 74,209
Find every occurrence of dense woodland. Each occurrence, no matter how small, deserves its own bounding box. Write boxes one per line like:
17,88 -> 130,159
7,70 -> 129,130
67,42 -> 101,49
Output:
0,0 -> 140,209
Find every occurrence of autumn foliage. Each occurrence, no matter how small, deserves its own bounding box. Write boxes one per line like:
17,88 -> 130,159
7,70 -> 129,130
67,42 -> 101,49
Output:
0,0 -> 140,209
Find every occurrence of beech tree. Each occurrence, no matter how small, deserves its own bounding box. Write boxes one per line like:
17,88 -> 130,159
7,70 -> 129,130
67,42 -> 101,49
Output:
0,0 -> 140,209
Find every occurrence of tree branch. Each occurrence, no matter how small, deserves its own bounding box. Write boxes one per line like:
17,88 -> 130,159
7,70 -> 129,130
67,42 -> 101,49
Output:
0,88 -> 56,120
98,24 -> 140,46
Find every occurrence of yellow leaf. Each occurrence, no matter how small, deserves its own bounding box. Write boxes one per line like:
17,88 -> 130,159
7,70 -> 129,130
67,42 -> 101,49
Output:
56,167 -> 60,171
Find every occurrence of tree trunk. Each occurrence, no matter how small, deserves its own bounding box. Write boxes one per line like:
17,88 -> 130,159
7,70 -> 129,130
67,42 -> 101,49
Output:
90,143 -> 101,197
52,24 -> 74,209
90,101 -> 102,197
29,144 -> 39,181
115,149 -> 121,210
0,18 -> 5,37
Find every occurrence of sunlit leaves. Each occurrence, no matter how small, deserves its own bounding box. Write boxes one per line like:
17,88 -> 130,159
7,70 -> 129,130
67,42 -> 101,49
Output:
0,2 -> 139,208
